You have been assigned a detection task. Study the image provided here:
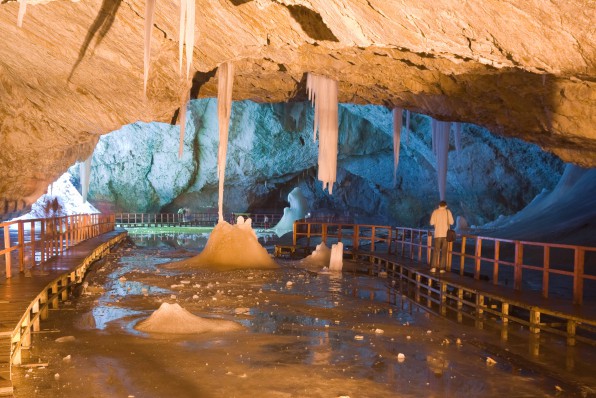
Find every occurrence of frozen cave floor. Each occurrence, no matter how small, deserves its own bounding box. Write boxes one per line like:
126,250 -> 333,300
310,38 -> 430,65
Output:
11,237 -> 596,398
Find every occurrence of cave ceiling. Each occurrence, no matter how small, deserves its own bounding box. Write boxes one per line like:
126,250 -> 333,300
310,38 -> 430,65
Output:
0,0 -> 594,214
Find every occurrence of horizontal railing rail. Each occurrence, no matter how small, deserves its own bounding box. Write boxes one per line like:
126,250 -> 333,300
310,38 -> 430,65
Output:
289,221 -> 595,306
114,212 -> 283,228
1,214 -> 115,279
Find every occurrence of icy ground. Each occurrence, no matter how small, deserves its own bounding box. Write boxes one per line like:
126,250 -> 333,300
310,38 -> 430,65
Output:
11,235 -> 596,397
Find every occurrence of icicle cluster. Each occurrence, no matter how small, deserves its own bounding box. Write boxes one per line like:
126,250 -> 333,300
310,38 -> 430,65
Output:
179,0 -> 196,78
80,157 -> 92,202
17,0 -> 27,27
431,120 -> 451,201
306,73 -> 339,194
392,108 -> 403,185
143,0 -> 157,96
217,62 -> 234,222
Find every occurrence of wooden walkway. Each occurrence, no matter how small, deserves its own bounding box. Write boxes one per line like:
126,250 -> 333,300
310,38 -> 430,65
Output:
0,230 -> 127,396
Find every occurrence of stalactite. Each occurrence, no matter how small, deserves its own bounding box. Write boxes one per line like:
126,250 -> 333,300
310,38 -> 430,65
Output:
392,108 -> 403,186
80,157 -> 92,202
177,0 -> 195,78
179,0 -> 187,75
217,62 -> 234,222
454,122 -> 462,154
306,73 -> 338,194
431,118 -> 438,156
433,121 -> 451,201
17,0 -> 27,27
143,0 -> 157,96
405,109 -> 411,144
178,89 -> 190,158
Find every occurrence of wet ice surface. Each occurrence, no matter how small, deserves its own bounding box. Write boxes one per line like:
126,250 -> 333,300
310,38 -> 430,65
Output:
12,235 -> 596,398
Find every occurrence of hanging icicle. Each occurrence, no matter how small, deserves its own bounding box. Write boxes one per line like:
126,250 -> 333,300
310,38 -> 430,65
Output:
80,156 -> 92,203
217,62 -> 234,222
178,0 -> 195,78
454,122 -> 462,154
433,120 -> 451,201
306,73 -> 339,194
17,0 -> 27,27
431,118 -> 438,156
392,108 -> 403,186
178,89 -> 190,158
405,110 -> 411,144
143,0 -> 157,96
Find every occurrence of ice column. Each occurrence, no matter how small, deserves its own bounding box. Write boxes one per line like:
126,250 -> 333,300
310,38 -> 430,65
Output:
179,0 -> 195,78
217,62 -> 234,222
17,0 -> 27,27
433,120 -> 451,201
329,242 -> 343,271
143,0 -> 156,96
392,108 -> 403,184
306,73 -> 339,194
80,157 -> 92,202
178,89 -> 190,158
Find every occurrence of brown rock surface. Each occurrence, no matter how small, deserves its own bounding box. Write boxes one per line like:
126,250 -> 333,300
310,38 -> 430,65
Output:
0,0 -> 594,213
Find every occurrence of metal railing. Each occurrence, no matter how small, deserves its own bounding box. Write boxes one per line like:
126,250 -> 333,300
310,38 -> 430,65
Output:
0,214 -> 115,279
115,212 -> 283,228
290,221 -> 596,306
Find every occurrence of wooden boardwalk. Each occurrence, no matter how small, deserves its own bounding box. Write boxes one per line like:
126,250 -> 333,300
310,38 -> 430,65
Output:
0,230 -> 127,396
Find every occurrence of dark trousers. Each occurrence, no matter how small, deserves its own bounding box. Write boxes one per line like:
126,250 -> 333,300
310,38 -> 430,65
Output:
431,237 -> 448,269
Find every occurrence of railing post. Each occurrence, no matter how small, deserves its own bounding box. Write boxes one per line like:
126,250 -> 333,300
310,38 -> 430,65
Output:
371,226 -> 376,252
322,224 -> 327,246
4,225 -> 12,278
354,224 -> 360,251
293,221 -> 298,246
30,221 -> 35,269
426,233 -> 432,265
474,237 -> 482,280
514,241 -> 523,291
460,236 -> 467,276
18,221 -> 25,273
493,240 -> 500,285
542,246 -> 550,298
573,248 -> 585,305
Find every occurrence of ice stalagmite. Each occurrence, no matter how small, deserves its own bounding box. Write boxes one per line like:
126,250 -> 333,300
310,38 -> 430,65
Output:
392,108 -> 403,185
143,0 -> 157,96
80,157 -> 92,202
306,73 -> 339,194
17,0 -> 27,27
217,62 -> 234,222
433,121 -> 451,201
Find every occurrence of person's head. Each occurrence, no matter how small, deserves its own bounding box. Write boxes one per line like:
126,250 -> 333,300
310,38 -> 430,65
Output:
439,201 -> 447,207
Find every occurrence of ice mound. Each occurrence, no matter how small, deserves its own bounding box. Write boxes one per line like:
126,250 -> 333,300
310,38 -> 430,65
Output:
167,218 -> 278,271
136,303 -> 243,334
301,242 -> 331,267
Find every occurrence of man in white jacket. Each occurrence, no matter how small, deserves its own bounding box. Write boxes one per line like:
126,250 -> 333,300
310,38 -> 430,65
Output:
430,201 -> 454,273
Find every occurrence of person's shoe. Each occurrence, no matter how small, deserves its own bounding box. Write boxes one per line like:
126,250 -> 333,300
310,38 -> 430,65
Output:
430,268 -> 437,273
439,269 -> 446,274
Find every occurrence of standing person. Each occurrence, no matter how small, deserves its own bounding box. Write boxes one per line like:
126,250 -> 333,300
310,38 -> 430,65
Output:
430,201 -> 454,273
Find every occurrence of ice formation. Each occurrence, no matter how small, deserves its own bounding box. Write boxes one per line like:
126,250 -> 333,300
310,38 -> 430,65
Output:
329,242 -> 343,271
143,0 -> 156,96
178,0 -> 195,78
79,156 -> 92,202
217,62 -> 234,222
405,110 -> 411,143
272,187 -> 308,236
454,123 -> 462,154
432,120 -> 451,200
392,108 -> 402,184
166,217 -> 277,271
306,73 -> 339,194
178,90 -> 190,158
17,0 -> 27,27
136,302 -> 243,334
301,242 -> 331,268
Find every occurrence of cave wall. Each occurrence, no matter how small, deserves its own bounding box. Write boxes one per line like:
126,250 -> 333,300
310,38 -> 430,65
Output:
80,100 -> 564,227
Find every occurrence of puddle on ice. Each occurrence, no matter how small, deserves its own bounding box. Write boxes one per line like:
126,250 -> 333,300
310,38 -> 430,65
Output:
11,233 -> 596,398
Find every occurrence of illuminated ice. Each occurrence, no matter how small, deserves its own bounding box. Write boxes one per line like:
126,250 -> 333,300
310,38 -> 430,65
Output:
166,217 -> 277,271
302,242 -> 331,268
329,242 -> 343,271
136,302 -> 243,334
272,187 -> 308,236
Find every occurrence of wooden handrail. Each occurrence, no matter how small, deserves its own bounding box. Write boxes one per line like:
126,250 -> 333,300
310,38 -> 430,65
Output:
1,214 -> 115,279
114,212 -> 283,228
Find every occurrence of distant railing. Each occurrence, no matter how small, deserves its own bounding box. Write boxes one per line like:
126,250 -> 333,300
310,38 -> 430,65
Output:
291,221 -> 596,306
0,214 -> 115,279
115,212 -> 283,229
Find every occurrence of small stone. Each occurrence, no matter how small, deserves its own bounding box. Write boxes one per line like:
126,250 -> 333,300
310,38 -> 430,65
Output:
397,353 -> 405,362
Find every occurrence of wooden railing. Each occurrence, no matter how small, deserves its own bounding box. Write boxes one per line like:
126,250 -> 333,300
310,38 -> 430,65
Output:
291,221 -> 596,306
115,212 -> 283,228
0,214 -> 115,279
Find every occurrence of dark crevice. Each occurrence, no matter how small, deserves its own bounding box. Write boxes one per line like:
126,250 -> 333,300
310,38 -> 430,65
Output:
284,4 -> 339,42
190,67 -> 218,99
229,0 -> 252,5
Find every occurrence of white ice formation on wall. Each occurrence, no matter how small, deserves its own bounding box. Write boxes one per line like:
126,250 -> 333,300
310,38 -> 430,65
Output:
217,62 -> 234,222
272,187 -> 308,236
306,73 -> 339,194
80,156 -> 92,202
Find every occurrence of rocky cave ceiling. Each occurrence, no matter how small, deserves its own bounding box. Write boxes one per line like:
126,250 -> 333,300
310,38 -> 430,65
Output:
0,0 -> 594,215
